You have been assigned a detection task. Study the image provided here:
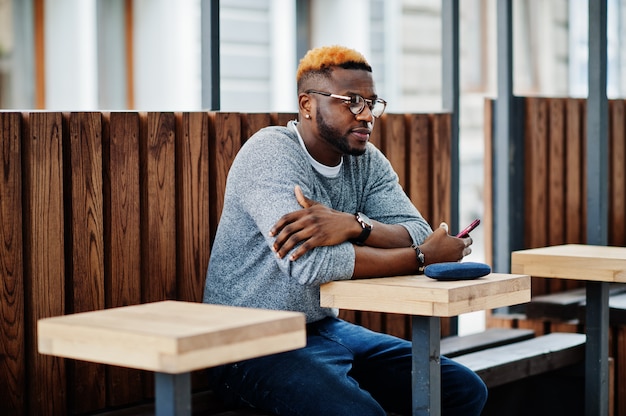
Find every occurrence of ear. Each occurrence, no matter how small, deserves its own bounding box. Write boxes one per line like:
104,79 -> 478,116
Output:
298,92 -> 313,119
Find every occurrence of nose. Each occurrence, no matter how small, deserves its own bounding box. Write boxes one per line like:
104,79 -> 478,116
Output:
355,104 -> 375,123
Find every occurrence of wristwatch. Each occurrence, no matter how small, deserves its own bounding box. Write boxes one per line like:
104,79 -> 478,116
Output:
352,212 -> 373,246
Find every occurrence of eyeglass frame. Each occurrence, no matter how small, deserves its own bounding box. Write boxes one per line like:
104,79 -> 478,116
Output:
305,90 -> 387,118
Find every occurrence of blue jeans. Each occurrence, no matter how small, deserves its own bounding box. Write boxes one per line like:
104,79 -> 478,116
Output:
209,317 -> 487,416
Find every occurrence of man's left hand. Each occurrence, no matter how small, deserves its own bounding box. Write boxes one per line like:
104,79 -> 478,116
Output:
269,185 -> 354,260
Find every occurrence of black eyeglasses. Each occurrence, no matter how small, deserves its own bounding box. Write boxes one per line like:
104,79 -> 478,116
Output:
306,90 -> 387,118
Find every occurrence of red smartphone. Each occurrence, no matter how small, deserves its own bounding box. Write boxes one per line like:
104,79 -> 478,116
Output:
456,219 -> 480,238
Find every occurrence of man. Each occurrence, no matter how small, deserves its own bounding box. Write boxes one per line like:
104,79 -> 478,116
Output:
204,45 -> 487,415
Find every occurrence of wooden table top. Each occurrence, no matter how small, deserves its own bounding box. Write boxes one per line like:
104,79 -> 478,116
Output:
511,244 -> 626,283
38,301 -> 306,374
320,273 -> 530,317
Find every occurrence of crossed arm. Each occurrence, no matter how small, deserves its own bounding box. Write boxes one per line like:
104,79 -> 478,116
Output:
268,186 -> 472,279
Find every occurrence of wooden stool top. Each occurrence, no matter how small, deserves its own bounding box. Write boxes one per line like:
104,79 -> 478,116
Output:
321,273 -> 530,317
38,301 -> 306,374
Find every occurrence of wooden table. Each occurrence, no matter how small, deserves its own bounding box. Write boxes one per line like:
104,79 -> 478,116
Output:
512,244 -> 626,416
320,272 -> 530,416
38,300 -> 306,416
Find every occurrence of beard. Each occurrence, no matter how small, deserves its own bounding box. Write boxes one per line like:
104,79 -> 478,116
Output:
316,109 -> 366,157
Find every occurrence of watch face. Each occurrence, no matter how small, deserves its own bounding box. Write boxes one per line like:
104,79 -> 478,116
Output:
357,212 -> 373,229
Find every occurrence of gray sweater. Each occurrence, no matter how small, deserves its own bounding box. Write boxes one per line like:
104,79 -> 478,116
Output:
203,121 -> 432,323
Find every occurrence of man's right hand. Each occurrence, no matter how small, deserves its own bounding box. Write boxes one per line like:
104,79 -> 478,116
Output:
418,222 -> 472,265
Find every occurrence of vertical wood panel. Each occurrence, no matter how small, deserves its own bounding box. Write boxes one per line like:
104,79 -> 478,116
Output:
241,113 -> 272,144
430,114 -> 452,226
407,114 -> 432,223
565,99 -> 584,245
208,113 -> 242,239
176,112 -> 210,303
382,114 -> 407,188
103,112 -> 143,406
140,112 -> 177,303
525,98 -> 549,250
548,99 -> 565,246
23,112 -> 66,415
547,100 -> 566,293
368,113 -> 383,149
524,98 -> 549,297
609,100 -> 625,246
66,112 -> 106,413
274,113 -> 297,128
360,312 -> 384,334
0,113 -> 25,416
564,99 -> 586,291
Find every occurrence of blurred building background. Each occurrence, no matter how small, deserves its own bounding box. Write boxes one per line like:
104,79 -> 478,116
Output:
1,0 -> 625,332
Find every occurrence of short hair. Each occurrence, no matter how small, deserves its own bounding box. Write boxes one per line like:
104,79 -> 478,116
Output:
296,45 -> 372,91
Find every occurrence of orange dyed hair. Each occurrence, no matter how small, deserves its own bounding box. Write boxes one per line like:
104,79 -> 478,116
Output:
296,45 -> 372,87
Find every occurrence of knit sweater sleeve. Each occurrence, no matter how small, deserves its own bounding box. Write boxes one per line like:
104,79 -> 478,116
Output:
211,126 -> 355,286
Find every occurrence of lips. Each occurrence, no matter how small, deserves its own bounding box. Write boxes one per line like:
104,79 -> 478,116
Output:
351,128 -> 371,141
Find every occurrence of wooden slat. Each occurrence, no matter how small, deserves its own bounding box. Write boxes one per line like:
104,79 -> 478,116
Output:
524,97 -> 549,250
547,99 -> 567,293
175,112 -> 210,303
455,332 -> 586,388
430,113 -> 451,227
382,113 -> 407,188
208,113 -> 242,239
273,112 -> 296,128
565,99 -> 584,246
527,284 -> 626,321
103,112 -> 143,407
140,112 -> 177,303
407,114 -> 431,222
441,328 -> 535,358
524,98 -> 550,297
23,112 -> 66,415
66,112 -> 106,413
0,112 -> 25,416
241,113 -> 272,143
359,311 -> 384,335
609,100 -> 625,247
548,99 -> 566,246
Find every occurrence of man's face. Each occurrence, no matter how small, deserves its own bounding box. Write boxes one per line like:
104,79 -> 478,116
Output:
304,68 -> 378,165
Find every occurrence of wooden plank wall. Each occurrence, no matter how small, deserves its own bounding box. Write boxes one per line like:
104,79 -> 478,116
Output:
0,110 -> 451,416
484,97 -> 626,415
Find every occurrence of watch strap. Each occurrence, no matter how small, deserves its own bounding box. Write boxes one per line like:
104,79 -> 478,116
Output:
411,244 -> 426,274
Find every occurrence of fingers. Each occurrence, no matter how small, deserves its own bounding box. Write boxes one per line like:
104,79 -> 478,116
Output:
439,222 -> 449,233
295,185 -> 316,208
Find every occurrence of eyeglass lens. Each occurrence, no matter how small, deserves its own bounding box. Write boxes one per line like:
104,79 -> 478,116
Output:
350,95 -> 385,117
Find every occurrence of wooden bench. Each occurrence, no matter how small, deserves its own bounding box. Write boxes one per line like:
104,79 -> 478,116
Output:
526,284 -> 626,321
453,332 -> 585,388
440,328 -> 535,358
0,110 -> 454,415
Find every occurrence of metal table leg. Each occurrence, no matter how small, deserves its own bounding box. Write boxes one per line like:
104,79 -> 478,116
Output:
155,372 -> 192,416
412,316 -> 441,416
585,281 -> 609,416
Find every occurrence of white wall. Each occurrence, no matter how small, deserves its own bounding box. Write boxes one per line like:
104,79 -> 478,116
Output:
45,0 -> 97,110
133,0 -> 201,110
